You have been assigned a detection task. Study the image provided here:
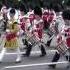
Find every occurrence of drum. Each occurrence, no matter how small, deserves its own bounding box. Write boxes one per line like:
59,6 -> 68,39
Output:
56,35 -> 68,55
25,31 -> 40,46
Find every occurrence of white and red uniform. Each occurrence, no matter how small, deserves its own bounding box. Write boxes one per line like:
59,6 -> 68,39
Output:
32,19 -> 44,41
42,9 -> 56,30
18,12 -> 31,33
56,22 -> 70,55
19,15 -> 25,32
61,26 -> 70,48
42,9 -> 56,22
27,10 -> 35,24
48,10 -> 56,23
42,9 -> 49,23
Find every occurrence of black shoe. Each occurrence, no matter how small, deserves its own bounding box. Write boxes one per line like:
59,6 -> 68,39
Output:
48,64 -> 56,68
40,45 -> 46,57
66,56 -> 70,62
23,47 -> 27,49
15,61 -> 21,63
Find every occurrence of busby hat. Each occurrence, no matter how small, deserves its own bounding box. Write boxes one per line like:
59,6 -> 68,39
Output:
28,4 -> 34,10
62,9 -> 70,20
53,4 -> 62,12
34,6 -> 42,17
19,3 -> 26,12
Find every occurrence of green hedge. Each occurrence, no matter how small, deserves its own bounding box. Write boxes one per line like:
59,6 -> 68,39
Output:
0,0 -> 70,9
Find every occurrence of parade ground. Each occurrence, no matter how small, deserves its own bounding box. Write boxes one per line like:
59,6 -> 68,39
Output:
0,36 -> 70,70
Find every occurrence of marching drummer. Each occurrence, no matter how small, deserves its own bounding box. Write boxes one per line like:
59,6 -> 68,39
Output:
27,4 -> 35,24
0,5 -> 8,32
48,4 -> 63,68
23,6 -> 46,57
18,3 -> 31,49
61,9 -> 70,63
0,8 -> 21,63
49,5 -> 70,68
43,4 -> 56,47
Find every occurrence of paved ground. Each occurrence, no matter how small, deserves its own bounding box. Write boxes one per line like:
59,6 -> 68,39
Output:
0,48 -> 69,70
0,31 -> 70,70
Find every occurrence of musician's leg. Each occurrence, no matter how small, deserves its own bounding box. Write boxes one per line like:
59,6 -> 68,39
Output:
3,22 -> 7,31
22,39 -> 29,48
39,44 -> 46,57
23,43 -> 32,57
66,48 -> 70,62
65,48 -> 70,68
49,52 -> 60,68
0,47 -> 7,62
16,47 -> 21,62
46,27 -> 54,47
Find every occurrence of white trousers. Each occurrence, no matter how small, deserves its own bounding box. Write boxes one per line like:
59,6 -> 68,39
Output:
0,47 -> 21,62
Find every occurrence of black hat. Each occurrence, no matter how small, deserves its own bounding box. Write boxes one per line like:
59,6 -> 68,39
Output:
62,9 -> 70,20
28,4 -> 33,10
10,8 -> 15,14
53,4 -> 62,12
34,6 -> 42,17
19,3 -> 26,12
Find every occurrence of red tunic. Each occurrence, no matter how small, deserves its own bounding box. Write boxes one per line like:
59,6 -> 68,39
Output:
64,28 -> 70,47
20,18 -> 25,31
29,14 -> 35,23
48,12 -> 54,23
33,20 -> 43,40
42,12 -> 49,22
36,23 -> 43,39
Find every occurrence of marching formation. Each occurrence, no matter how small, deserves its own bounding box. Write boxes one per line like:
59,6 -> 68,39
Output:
0,3 -> 70,69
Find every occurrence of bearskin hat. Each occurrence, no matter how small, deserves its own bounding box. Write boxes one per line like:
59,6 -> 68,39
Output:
28,4 -> 34,10
19,3 -> 26,13
62,9 -> 70,20
53,4 -> 62,12
34,6 -> 42,17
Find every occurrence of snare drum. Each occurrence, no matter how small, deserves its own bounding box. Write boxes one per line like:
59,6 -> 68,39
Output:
56,34 -> 68,55
26,33 -> 39,45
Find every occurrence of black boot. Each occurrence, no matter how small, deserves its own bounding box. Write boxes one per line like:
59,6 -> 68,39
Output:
22,39 -> 29,49
49,52 -> 60,68
40,45 -> 46,57
66,48 -> 70,62
23,44 -> 32,57
66,55 -> 70,62
22,39 -> 28,45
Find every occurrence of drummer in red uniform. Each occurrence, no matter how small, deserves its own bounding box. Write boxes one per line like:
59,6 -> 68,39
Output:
49,8 -> 70,68
18,3 -> 30,49
23,6 -> 46,57
61,9 -> 70,63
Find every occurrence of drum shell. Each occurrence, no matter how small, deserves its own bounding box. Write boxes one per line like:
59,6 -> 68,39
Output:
56,35 -> 68,55
56,41 -> 68,55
